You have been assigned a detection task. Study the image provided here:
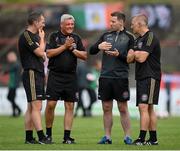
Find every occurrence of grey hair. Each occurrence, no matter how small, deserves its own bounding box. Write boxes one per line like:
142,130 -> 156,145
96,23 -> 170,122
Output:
133,14 -> 148,26
60,14 -> 75,22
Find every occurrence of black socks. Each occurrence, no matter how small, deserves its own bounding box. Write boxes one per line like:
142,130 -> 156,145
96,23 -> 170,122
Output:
25,130 -> 33,141
149,130 -> 157,142
138,130 -> 147,141
46,127 -> 52,137
37,130 -> 45,140
64,130 -> 71,140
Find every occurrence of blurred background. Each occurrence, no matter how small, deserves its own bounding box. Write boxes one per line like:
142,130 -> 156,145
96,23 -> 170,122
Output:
0,0 -> 180,118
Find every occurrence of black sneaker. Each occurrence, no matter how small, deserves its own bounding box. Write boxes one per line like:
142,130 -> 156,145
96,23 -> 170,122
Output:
25,138 -> 38,144
146,140 -> 158,145
38,136 -> 52,144
46,135 -> 54,144
63,137 -> 75,144
133,138 -> 146,145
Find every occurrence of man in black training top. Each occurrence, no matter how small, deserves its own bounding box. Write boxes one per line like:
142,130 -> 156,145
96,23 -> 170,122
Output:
89,11 -> 134,145
45,14 -> 87,144
18,11 -> 51,144
127,14 -> 161,145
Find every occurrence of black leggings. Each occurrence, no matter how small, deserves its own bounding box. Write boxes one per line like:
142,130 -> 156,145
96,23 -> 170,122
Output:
7,88 -> 21,116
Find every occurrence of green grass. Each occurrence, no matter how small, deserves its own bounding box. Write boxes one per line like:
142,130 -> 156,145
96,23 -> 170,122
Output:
0,116 -> 180,150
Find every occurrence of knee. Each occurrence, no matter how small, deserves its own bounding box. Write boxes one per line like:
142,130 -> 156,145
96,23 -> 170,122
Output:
119,105 -> 127,114
32,104 -> 42,111
65,102 -> 74,111
139,104 -> 148,113
103,104 -> 112,113
31,101 -> 43,111
46,101 -> 56,111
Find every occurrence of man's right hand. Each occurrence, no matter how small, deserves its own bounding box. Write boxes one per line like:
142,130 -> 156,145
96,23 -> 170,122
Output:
98,42 -> 112,51
39,29 -> 45,39
127,49 -> 135,63
64,36 -> 74,49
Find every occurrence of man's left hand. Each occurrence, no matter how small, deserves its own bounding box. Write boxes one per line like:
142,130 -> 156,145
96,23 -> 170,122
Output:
105,48 -> 119,57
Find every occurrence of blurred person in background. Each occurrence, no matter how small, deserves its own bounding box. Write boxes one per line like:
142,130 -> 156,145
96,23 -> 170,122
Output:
75,59 -> 101,117
89,11 -> 134,145
74,60 -> 89,117
128,14 -> 161,145
45,14 -> 87,144
164,73 -> 171,117
6,51 -> 22,117
85,59 -> 101,117
18,11 -> 51,144
0,51 -> 22,117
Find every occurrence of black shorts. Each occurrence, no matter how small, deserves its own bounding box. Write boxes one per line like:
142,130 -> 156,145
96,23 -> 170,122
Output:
136,78 -> 160,106
46,71 -> 78,102
22,70 -> 45,102
98,78 -> 130,101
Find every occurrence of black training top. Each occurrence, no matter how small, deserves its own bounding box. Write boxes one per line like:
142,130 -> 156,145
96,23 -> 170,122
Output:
18,30 -> 44,73
89,29 -> 134,79
134,31 -> 161,80
47,31 -> 85,73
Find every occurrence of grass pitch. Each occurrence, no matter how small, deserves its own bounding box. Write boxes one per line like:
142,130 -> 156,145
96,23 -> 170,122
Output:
0,115 -> 180,150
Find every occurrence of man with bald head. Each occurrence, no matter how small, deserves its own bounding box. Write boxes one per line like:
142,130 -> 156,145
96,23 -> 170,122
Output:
127,14 -> 161,145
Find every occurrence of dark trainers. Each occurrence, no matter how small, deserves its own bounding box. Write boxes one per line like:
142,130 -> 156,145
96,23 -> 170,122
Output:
146,140 -> 158,145
124,136 -> 133,145
38,136 -> 52,144
98,136 -> 112,144
63,137 -> 75,144
25,138 -> 38,144
133,138 -> 146,145
46,135 -> 54,144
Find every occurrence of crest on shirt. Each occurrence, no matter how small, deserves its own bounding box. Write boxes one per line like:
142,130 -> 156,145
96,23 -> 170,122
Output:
106,34 -> 114,44
137,42 -> 143,49
55,36 -> 62,47
72,43 -> 77,49
55,37 -> 59,43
